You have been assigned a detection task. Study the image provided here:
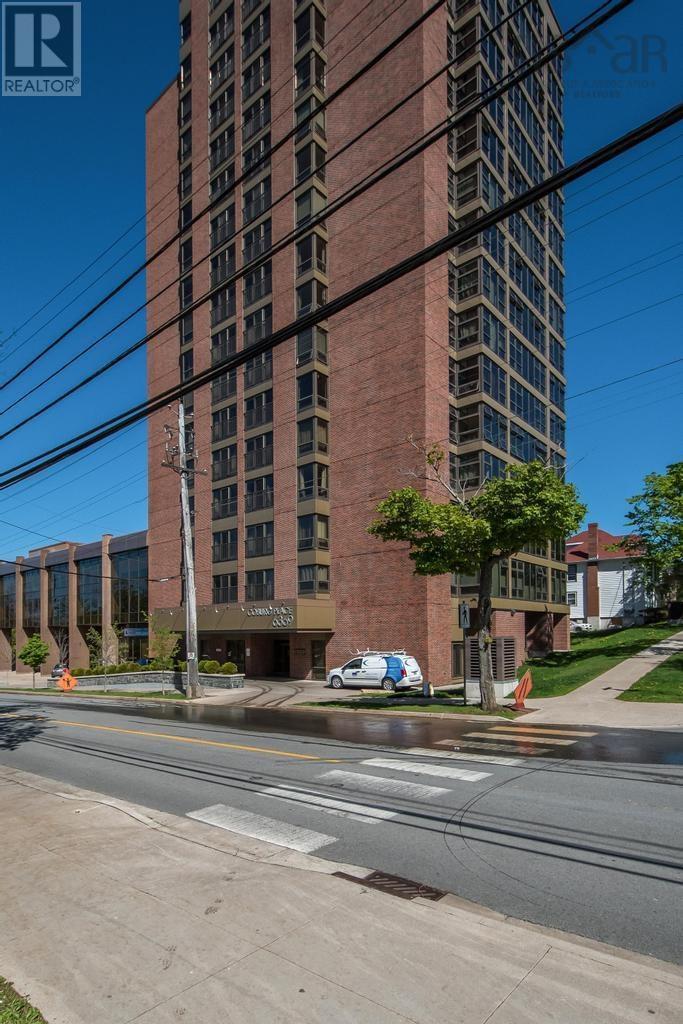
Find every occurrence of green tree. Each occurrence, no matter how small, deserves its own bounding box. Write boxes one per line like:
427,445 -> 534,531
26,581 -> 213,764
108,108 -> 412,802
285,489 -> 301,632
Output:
369,446 -> 585,711
146,613 -> 180,671
621,462 -> 683,605
85,626 -> 102,669
18,634 -> 50,688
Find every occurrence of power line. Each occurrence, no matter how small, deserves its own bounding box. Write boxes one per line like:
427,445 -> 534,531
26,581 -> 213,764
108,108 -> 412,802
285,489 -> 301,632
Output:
565,252 -> 682,302
566,152 -> 683,214
566,292 -> 683,340
565,240 -> 683,294
565,130 -> 683,198
570,172 -> 683,233
2,96 -> 679,493
566,357 -> 683,401
0,0 -> 533,421
0,0 -> 449,391
0,0 -> 629,442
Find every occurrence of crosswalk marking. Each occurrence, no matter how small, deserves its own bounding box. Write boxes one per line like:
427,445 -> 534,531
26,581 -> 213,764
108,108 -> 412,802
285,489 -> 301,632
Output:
261,785 -> 397,823
496,726 -> 596,738
403,746 -> 523,767
187,804 -> 335,853
463,731 -> 575,746
319,769 -> 449,802
457,740 -> 552,753
362,758 -> 490,783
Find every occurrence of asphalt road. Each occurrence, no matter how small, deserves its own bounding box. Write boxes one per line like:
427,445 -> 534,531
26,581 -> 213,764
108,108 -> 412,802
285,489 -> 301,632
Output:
1,692 -> 681,965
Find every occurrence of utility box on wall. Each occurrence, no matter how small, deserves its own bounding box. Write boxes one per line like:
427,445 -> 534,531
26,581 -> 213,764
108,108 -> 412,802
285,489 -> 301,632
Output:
465,637 -> 518,703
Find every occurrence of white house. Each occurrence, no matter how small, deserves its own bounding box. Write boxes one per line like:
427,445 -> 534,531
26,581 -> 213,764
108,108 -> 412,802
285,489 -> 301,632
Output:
566,523 -> 653,630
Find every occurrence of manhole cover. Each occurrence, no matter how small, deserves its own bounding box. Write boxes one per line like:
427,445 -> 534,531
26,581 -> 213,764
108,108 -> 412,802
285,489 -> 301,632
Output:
334,870 -> 446,901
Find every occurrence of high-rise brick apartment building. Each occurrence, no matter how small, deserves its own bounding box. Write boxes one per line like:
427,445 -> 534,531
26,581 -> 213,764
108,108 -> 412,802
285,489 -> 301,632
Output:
146,0 -> 569,683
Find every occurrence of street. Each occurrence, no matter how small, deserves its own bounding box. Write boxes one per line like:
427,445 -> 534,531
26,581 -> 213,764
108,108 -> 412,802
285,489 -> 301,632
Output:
1,692 -> 681,965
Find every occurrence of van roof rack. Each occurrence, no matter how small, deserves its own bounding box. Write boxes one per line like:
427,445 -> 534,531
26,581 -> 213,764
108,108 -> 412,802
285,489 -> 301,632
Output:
354,649 -> 408,657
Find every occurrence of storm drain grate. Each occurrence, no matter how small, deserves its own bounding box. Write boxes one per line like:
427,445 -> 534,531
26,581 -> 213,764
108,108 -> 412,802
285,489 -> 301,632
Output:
334,870 -> 446,902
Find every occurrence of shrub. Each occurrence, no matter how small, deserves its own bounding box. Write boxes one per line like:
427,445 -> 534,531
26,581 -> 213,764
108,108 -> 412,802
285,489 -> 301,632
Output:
198,660 -> 210,673
72,667 -> 85,676
177,660 -> 187,672
220,662 -> 238,675
202,659 -> 221,675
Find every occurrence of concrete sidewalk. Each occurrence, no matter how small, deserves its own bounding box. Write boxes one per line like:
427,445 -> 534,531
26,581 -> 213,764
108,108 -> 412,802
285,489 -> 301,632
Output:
523,630 -> 683,728
0,766 -> 680,1024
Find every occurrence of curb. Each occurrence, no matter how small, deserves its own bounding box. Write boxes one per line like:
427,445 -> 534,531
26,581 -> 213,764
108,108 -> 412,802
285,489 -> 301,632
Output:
0,688 -> 188,705
289,702 -> 514,722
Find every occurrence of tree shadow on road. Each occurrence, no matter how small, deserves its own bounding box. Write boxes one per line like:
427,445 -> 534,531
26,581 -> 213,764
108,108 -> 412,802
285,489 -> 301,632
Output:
0,709 -> 47,750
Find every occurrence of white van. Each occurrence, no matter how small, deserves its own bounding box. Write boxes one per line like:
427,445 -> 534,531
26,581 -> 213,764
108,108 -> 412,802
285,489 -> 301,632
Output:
327,652 -> 423,692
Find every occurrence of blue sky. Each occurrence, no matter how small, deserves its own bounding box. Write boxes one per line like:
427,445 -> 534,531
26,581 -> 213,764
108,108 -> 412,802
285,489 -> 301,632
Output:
0,0 -> 681,562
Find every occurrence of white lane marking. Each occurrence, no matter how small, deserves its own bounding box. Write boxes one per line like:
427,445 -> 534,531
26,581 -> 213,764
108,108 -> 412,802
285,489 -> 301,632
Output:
187,803 -> 335,853
261,785 -> 397,823
362,758 -> 490,783
493,726 -> 597,738
319,769 -> 449,802
402,747 -> 523,767
463,731 -> 575,746
458,740 -> 552,754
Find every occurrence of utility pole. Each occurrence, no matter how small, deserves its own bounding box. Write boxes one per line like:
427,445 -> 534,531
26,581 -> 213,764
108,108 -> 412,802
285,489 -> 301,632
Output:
162,403 -> 205,699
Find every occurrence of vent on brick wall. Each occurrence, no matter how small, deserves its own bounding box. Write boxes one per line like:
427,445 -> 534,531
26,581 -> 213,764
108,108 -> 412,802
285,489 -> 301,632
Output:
467,637 -> 517,680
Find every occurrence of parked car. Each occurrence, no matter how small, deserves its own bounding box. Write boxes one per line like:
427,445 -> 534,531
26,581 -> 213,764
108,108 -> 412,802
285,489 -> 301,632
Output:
327,652 -> 423,691
570,621 -> 594,633
50,663 -> 67,678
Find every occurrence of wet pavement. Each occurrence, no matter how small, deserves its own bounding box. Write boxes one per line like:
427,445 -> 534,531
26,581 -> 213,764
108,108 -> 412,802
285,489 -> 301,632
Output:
8,692 -> 683,765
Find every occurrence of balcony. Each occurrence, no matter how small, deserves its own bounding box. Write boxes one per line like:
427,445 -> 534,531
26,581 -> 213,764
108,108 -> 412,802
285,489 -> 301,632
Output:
209,99 -> 234,133
244,361 -> 271,389
243,107 -> 270,144
212,499 -> 238,520
243,193 -> 269,224
244,275 -> 271,307
244,444 -> 273,470
298,483 -> 329,502
210,299 -> 236,327
244,316 -> 272,347
245,535 -> 274,557
242,25 -> 268,60
245,489 -> 273,513
211,219 -> 235,250
212,455 -> 237,481
245,403 -> 273,430
210,21 -> 234,57
243,231 -> 271,264
213,542 -> 238,562
211,419 -> 237,443
211,376 -> 237,404
210,261 -> 235,289
210,138 -> 235,173
242,0 -> 262,18
297,535 -> 329,551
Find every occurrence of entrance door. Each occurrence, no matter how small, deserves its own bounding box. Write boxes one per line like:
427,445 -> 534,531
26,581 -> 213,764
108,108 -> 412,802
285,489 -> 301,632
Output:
272,637 -> 290,677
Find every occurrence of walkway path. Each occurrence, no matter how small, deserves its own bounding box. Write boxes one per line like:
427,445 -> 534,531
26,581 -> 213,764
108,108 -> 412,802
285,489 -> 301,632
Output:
523,630 -> 683,728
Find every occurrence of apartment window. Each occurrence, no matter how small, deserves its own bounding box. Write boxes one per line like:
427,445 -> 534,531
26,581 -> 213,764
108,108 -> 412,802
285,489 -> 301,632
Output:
296,140 -> 326,184
180,237 -> 193,274
179,166 -> 192,203
244,351 -> 272,389
180,128 -> 192,162
180,348 -> 194,384
493,558 -> 509,599
511,560 -> 548,601
298,513 -> 329,551
210,126 -> 235,171
212,404 -> 237,442
211,324 -> 237,364
245,389 -> 273,429
243,49 -> 270,99
245,474 -> 274,512
179,91 -> 192,127
549,336 -> 565,375
210,284 -> 236,326
295,94 -> 326,141
47,566 -> 68,628
244,261 -> 272,306
212,484 -> 238,520
298,462 -> 328,501
296,325 -> 327,365
246,521 -> 274,557
243,219 -> 271,263
298,564 -> 329,595
210,205 -> 235,250
177,313 -> 193,349
549,259 -> 564,300
243,132 -> 271,179
549,410 -> 565,447
483,404 -> 508,451
243,176 -> 271,224
550,373 -> 565,411
549,296 -> 565,337
296,186 -> 326,227
213,529 -> 238,563
297,370 -> 328,411
295,50 -> 325,97
245,430 -> 273,470
297,416 -> 328,456
296,278 -> 327,318
180,13 -> 191,45
246,568 -> 274,601
211,368 -> 237,404
180,55 -> 191,88
482,258 -> 506,313
242,8 -> 269,59
77,557 -> 101,626
510,336 -> 546,395
296,233 -> 326,276
552,569 -> 567,604
243,91 -> 270,142
510,379 -> 546,433
509,248 -> 546,315
210,46 -> 234,92
210,8 -> 234,56
508,211 -> 545,274
210,164 -> 235,201
209,85 -> 234,132
210,245 -> 235,288
180,275 -> 193,311
213,573 -> 237,604
295,5 -> 325,51
212,444 -> 237,481
509,293 -> 546,354
482,355 -> 506,405
510,422 -> 547,463
244,304 -> 272,346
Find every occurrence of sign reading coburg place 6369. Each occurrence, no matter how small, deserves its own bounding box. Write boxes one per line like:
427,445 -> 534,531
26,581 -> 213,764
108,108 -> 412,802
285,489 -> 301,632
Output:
241,605 -> 295,629
2,2 -> 81,96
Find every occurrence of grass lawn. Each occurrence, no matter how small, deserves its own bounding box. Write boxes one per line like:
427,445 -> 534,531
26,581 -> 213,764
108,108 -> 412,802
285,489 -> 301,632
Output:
304,693 -> 517,717
0,977 -> 46,1023
618,651 -> 683,702
523,622 -> 681,698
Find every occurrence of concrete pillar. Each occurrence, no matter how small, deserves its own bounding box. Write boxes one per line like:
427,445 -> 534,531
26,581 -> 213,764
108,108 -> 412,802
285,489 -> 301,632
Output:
553,612 -> 570,652
101,535 -> 115,664
0,628 -> 12,672
586,522 -> 601,628
39,551 -> 60,669
68,545 -> 89,670
15,560 -> 29,675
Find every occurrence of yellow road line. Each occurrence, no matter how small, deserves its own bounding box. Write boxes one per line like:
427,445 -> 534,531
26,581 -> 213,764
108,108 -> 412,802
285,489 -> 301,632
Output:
490,726 -> 597,738
51,719 -> 336,761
